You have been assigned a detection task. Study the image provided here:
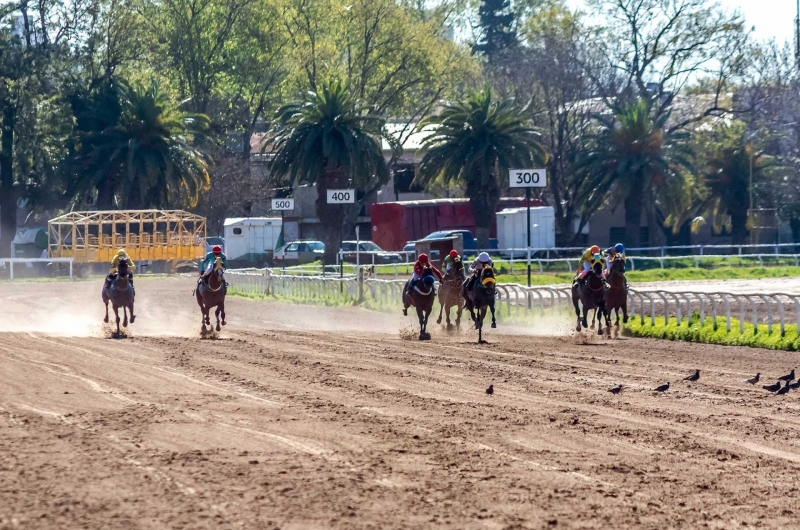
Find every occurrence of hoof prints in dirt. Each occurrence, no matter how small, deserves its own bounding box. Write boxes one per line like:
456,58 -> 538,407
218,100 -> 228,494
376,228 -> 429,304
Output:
200,328 -> 221,340
103,325 -> 131,339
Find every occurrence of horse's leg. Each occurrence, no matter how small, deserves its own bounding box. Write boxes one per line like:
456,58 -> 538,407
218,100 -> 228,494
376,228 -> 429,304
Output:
455,303 -> 463,329
129,298 -> 135,323
122,305 -> 128,328
416,306 -> 426,339
215,305 -> 221,332
103,298 -> 109,324
622,301 -> 629,324
423,307 -> 431,336
581,305 -> 588,329
114,305 -> 121,335
220,300 -> 226,326
477,307 -> 486,344
436,299 -> 444,324
573,293 -> 582,332
490,301 -> 496,328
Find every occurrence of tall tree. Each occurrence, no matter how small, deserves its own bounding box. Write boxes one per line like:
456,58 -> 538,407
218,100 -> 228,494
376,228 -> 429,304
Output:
70,80 -> 211,209
415,86 -> 547,247
577,98 -> 692,248
472,0 -> 518,60
268,80 -> 389,264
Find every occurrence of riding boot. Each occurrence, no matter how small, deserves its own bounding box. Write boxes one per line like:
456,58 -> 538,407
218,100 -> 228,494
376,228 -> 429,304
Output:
104,274 -> 113,290
406,279 -> 416,296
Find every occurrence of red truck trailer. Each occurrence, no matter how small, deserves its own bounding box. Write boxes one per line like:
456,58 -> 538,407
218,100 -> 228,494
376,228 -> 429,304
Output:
369,198 -> 544,251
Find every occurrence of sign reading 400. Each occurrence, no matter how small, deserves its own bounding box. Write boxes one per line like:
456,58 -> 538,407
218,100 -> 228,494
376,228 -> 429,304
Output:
326,189 -> 355,204
509,169 -> 547,188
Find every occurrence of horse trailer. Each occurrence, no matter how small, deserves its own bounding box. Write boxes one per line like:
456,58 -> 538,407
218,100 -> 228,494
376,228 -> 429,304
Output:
223,217 -> 282,267
495,206 -> 556,255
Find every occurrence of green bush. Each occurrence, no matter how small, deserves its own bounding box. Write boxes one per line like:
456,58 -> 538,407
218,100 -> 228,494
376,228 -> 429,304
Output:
625,314 -> 800,351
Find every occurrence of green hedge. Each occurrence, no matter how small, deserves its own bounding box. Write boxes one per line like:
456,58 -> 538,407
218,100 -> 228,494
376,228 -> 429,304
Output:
625,313 -> 800,351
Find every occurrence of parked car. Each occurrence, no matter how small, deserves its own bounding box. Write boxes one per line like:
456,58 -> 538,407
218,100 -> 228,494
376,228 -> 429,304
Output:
205,236 -> 225,255
273,240 -> 325,266
402,242 -> 439,261
340,241 -> 403,264
421,229 -> 477,251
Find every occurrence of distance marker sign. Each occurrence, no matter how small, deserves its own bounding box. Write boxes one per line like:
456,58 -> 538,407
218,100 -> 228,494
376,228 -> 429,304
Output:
271,198 -> 294,211
509,169 -> 547,188
326,189 -> 355,204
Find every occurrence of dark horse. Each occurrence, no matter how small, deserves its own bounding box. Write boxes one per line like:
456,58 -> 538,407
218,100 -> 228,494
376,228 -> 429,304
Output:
436,258 -> 466,329
462,266 -> 497,344
604,255 -> 628,328
572,261 -> 607,335
403,268 -> 436,340
102,258 -> 135,335
196,257 -> 227,333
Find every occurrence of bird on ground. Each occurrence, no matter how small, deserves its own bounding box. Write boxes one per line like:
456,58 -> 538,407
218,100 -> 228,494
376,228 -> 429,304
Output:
777,381 -> 792,395
654,382 -> 670,392
486,384 -> 494,395
763,381 -> 782,392
684,370 -> 700,382
608,384 -> 623,395
790,380 -> 800,390
744,373 -> 760,385
778,369 -> 795,382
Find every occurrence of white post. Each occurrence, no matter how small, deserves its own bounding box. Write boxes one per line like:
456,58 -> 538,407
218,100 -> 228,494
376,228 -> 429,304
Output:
69,259 -> 73,281
9,261 -> 13,280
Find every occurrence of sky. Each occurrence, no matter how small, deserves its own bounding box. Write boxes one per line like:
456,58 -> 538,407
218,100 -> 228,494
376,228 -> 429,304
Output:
565,0 -> 798,45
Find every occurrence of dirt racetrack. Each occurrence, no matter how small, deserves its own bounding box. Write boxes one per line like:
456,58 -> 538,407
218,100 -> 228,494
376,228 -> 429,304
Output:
3,277 -> 800,529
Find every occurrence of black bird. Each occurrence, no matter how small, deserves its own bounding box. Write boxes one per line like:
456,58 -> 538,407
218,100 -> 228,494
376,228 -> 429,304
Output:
486,384 -> 494,395
778,369 -> 795,382
744,373 -> 760,385
654,382 -> 670,392
684,370 -> 700,382
763,381 -> 782,392
777,381 -> 792,395
790,380 -> 800,390
608,384 -> 623,395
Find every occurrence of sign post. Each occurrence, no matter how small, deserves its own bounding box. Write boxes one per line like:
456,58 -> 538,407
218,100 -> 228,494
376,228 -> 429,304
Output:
272,198 -> 294,273
509,169 -> 547,287
327,190 -> 355,288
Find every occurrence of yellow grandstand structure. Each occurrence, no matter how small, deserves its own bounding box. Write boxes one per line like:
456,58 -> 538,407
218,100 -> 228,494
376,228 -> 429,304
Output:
48,210 -> 207,273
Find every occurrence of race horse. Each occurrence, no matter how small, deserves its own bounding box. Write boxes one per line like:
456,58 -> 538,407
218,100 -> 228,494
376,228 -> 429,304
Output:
436,257 -> 466,329
462,265 -> 497,344
572,261 -> 608,335
604,255 -> 628,327
403,267 -> 436,340
196,257 -> 227,333
102,257 -> 135,335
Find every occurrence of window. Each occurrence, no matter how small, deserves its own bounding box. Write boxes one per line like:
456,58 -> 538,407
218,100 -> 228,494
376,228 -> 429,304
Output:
232,228 -> 242,235
360,242 -> 380,251
309,242 -> 325,251
285,243 -> 299,252
341,243 -> 355,251
297,243 -> 309,252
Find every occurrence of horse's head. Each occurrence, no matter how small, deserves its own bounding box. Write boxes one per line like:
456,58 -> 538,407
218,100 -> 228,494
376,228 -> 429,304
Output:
422,274 -> 435,287
452,257 -> 464,273
592,261 -> 603,276
480,265 -> 496,293
117,258 -> 129,275
610,255 -> 626,275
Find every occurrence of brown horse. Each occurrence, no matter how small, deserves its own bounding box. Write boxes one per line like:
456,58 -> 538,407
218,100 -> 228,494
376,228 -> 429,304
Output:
102,258 -> 135,335
462,266 -> 497,344
196,257 -> 227,332
604,256 -> 628,327
403,268 -> 436,340
572,261 -> 607,335
436,257 -> 465,329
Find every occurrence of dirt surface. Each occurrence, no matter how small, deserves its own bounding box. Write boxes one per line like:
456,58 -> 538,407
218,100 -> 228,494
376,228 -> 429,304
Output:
3,278 -> 800,529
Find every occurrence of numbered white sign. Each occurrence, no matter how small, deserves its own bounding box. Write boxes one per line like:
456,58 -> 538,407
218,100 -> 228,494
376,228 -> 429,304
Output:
509,169 -> 547,188
326,189 -> 355,204
271,198 -> 294,211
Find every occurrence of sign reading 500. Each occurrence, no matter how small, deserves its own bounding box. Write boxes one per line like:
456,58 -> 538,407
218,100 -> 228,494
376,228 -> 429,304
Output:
509,169 -> 547,188
326,189 -> 355,204
271,198 -> 294,211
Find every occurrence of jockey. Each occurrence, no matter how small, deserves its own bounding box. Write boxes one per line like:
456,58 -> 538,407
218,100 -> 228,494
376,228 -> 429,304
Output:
406,253 -> 443,294
200,245 -> 228,284
604,243 -> 626,271
575,245 -> 604,283
466,252 -> 494,290
105,249 -> 135,290
443,249 -> 461,273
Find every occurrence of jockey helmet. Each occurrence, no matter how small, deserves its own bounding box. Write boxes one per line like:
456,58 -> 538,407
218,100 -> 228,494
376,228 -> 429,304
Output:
590,245 -> 600,254
117,249 -> 126,257
615,243 -> 625,253
449,249 -> 458,259
212,245 -> 222,254
418,253 -> 429,264
478,252 -> 491,263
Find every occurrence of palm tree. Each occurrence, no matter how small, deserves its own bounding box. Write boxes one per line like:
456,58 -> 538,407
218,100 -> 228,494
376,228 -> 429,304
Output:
71,79 -> 211,209
695,123 -> 770,245
269,80 -> 389,265
577,98 -> 692,248
414,86 -> 547,248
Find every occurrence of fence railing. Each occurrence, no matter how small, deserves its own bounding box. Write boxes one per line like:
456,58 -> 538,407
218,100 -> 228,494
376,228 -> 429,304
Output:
0,258 -> 75,280
226,268 -> 800,336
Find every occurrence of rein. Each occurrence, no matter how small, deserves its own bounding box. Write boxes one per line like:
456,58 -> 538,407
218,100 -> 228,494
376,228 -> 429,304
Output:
607,271 -> 625,291
206,271 -> 225,293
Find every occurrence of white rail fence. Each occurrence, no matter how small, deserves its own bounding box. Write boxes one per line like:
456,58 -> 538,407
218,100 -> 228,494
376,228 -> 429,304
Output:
0,258 -> 75,280
227,269 -> 800,336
